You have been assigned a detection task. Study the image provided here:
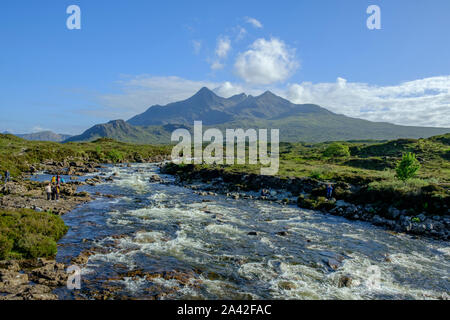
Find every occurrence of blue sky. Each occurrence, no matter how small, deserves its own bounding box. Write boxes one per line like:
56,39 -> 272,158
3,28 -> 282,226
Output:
1,0 -> 449,134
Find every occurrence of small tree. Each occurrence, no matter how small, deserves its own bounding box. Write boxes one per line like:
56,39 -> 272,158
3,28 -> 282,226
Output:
396,152 -> 420,181
323,143 -> 350,158
106,149 -> 124,163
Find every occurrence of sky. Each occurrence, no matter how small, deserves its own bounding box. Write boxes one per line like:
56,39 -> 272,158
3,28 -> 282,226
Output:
1,0 -> 449,134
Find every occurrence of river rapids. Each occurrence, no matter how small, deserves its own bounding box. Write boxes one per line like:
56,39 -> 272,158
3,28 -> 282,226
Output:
48,163 -> 448,300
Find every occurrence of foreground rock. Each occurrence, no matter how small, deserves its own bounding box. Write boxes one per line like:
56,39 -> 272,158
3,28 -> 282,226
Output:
0,259 -> 68,300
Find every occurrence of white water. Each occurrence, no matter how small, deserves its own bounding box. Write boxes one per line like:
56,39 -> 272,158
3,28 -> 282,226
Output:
55,163 -> 450,300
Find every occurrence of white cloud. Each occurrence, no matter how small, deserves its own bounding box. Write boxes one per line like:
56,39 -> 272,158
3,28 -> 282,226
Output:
236,26 -> 247,41
90,75 -> 450,128
31,126 -> 49,132
209,36 -> 232,71
215,36 -> 231,59
191,40 -> 202,55
234,38 -> 299,85
93,76 -> 221,119
210,61 -> 224,70
245,17 -> 263,29
213,81 -> 247,97
284,76 -> 450,127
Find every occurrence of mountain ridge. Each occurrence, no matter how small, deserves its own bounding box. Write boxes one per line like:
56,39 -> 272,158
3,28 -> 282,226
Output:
12,131 -> 72,142
66,87 -> 450,144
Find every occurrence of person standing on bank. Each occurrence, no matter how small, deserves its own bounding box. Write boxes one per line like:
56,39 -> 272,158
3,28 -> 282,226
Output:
326,183 -> 333,199
45,183 -> 52,200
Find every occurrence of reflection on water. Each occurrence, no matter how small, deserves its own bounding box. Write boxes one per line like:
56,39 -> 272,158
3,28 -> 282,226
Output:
54,163 -> 449,300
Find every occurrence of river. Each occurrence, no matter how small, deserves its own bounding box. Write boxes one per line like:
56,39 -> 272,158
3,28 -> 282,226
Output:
49,163 -> 449,300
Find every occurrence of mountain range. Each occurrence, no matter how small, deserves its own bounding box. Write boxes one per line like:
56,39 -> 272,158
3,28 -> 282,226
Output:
4,131 -> 72,142
65,87 -> 450,144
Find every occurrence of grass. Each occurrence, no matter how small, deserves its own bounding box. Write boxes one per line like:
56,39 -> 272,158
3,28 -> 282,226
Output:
0,134 -> 172,177
368,177 -> 440,193
0,208 -> 68,259
169,133 -> 450,192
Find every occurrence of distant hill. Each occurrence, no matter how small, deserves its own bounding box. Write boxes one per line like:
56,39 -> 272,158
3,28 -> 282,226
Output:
67,87 -> 450,144
15,131 -> 72,142
64,120 -> 184,144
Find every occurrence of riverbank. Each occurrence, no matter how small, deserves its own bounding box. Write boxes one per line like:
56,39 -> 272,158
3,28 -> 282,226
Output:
0,134 -> 173,300
0,160 -> 168,299
160,163 -> 450,241
0,161 -> 99,299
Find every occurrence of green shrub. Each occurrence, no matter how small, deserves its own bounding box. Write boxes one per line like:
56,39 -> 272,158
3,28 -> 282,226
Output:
0,209 -> 68,259
17,234 -> 57,258
106,149 -> 125,163
95,146 -> 104,160
368,178 -> 437,192
310,170 -> 322,179
396,152 -> 421,181
323,143 -> 350,158
0,233 -> 14,259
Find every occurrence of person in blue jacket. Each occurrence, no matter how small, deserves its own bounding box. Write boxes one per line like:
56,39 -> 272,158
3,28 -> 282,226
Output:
326,183 -> 333,199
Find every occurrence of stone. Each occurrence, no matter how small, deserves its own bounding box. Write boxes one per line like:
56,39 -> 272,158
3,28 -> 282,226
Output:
387,207 -> 401,220
278,281 -> 296,290
417,213 -> 426,222
0,271 -> 29,287
326,259 -> 341,270
338,275 -> 352,288
335,200 -> 351,208
149,174 -> 162,182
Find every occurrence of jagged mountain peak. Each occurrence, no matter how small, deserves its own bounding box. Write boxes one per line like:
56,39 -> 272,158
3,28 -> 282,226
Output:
68,87 -> 450,144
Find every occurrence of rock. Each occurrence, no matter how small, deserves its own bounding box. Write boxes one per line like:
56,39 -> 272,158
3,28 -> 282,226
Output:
71,250 -> 94,265
278,281 -> 296,290
326,259 -> 341,270
338,275 -> 353,288
28,260 -> 68,287
335,200 -> 351,208
417,213 -> 426,222
149,175 -> 162,183
0,260 -> 21,272
372,215 -> 385,226
247,231 -> 258,236
0,182 -> 27,195
276,231 -> 288,236
76,191 -> 90,198
387,207 -> 401,220
0,270 -> 29,287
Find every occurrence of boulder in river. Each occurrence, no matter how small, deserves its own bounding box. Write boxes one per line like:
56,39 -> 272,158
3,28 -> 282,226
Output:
338,275 -> 353,288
